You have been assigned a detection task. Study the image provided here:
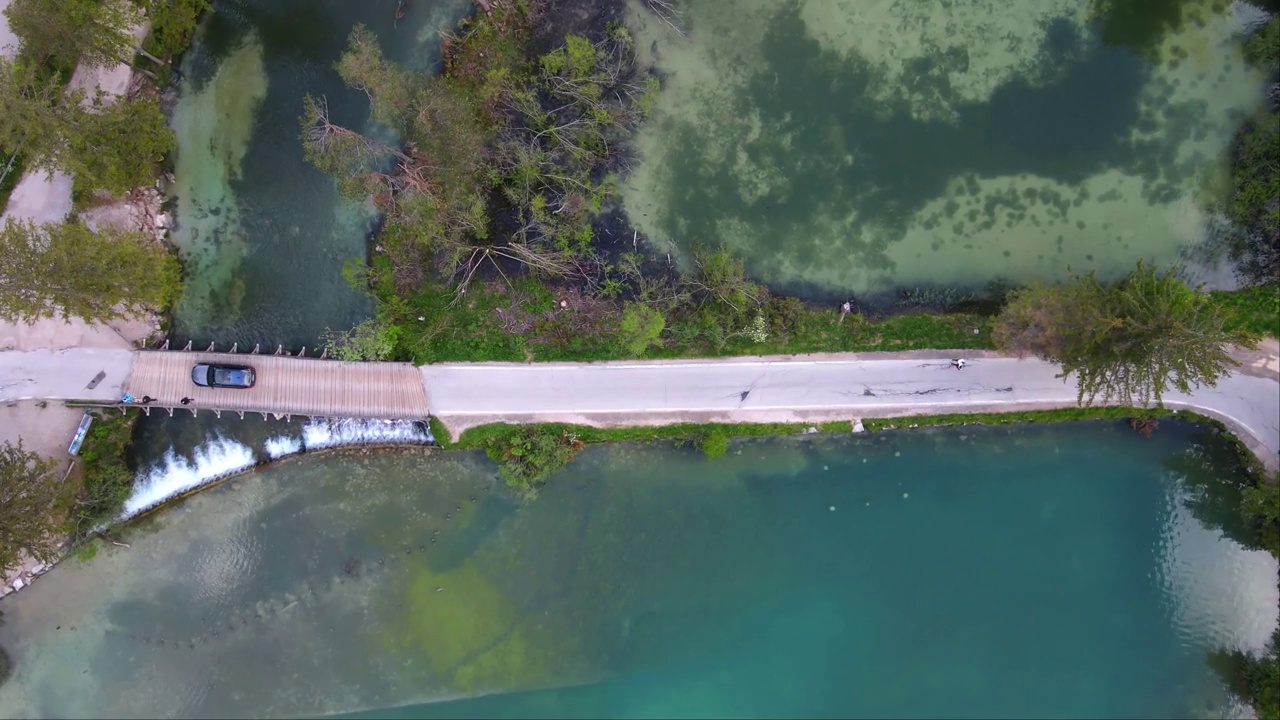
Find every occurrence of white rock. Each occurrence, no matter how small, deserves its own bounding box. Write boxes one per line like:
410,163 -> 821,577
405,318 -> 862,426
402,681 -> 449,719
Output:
155,213 -> 169,229
852,419 -> 865,433
31,562 -> 46,574
12,578 -> 24,591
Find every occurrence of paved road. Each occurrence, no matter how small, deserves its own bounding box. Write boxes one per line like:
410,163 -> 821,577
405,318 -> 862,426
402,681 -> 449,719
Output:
1,347 -> 1276,469
0,349 -> 135,403
422,351 -> 1280,469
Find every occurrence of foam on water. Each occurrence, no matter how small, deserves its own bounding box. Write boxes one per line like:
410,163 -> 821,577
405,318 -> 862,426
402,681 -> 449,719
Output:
120,436 -> 257,519
301,418 -> 434,450
264,434 -> 303,459
121,418 -> 436,518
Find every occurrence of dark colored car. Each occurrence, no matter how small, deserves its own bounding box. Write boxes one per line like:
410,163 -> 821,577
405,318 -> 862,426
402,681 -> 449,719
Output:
191,363 -> 257,389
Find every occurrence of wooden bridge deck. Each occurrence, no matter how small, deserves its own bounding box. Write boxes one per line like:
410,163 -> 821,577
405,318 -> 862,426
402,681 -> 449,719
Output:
122,351 -> 431,419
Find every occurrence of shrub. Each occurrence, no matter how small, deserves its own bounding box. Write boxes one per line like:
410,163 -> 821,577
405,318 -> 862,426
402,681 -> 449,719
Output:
73,411 -> 136,534
616,302 -> 665,357
698,430 -> 729,459
482,426 -> 582,496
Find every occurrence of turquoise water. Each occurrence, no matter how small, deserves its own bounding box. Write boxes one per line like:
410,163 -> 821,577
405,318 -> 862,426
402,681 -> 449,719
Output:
0,421 -> 1274,718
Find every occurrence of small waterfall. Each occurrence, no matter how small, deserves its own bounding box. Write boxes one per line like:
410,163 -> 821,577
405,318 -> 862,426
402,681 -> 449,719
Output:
120,418 -> 436,520
264,435 -> 303,459
300,418 -> 433,450
121,436 -> 257,519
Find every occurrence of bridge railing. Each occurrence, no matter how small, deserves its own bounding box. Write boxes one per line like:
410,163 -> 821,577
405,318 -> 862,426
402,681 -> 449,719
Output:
152,339 -> 329,359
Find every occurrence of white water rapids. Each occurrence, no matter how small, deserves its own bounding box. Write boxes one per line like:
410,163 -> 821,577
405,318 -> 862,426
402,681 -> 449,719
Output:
119,418 -> 434,519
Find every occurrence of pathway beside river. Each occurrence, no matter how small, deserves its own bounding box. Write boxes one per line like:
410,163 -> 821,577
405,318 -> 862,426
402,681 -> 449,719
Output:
423,345 -> 1280,471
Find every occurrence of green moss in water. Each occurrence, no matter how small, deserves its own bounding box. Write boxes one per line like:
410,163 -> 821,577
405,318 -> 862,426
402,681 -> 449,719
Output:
386,559 -> 547,694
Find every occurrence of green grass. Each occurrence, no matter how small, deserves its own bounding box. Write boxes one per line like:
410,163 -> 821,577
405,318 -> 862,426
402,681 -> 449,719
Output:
383,277 -> 995,364
433,419 -> 852,494
73,539 -> 100,563
437,419 -> 852,450
1213,283 -> 1280,339
660,309 -> 995,359
861,406 -> 1179,431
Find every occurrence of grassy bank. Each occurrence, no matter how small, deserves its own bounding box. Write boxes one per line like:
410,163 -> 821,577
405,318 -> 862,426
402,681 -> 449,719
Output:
432,407 -> 1235,496
71,409 -> 139,537
430,417 -> 851,495
1213,282 -> 1280,339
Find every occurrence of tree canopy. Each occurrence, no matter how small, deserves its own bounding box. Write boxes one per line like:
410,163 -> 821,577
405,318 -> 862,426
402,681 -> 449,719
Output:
132,0 -> 210,60
3,0 -> 140,72
995,262 -> 1253,407
0,219 -> 182,324
0,58 -> 176,194
302,23 -> 655,296
0,440 -> 71,577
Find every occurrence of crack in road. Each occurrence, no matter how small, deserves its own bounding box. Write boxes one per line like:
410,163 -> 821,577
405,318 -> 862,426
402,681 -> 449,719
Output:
865,386 -> 960,396
728,370 -> 770,407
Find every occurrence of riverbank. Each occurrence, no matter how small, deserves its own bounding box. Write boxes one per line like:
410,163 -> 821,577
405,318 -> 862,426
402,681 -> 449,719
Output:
0,0 -> 200,598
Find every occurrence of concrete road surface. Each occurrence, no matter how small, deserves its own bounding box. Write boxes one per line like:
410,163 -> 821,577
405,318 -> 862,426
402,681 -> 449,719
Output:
422,351 -> 1280,469
0,349 -> 135,403
0,347 -> 1274,470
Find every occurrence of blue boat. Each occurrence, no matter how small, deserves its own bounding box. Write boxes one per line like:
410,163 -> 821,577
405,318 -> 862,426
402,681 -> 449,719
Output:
67,413 -> 94,456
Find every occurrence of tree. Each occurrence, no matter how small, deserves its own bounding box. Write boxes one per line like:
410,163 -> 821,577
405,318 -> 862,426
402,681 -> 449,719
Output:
0,440 -> 71,577
991,281 -> 1081,361
133,0 -> 210,60
1242,470 -> 1280,557
320,317 -> 400,361
995,262 -> 1253,407
0,59 -> 69,167
3,0 -> 141,71
0,59 -> 176,194
65,91 -> 177,194
335,24 -> 416,128
617,302 -> 665,356
0,219 -> 182,323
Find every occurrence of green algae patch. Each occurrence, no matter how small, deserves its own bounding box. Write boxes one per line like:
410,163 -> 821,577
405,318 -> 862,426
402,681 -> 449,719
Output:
387,558 -> 549,695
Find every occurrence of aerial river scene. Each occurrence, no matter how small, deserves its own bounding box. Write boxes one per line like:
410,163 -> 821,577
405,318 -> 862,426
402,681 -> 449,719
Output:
0,0 -> 1278,718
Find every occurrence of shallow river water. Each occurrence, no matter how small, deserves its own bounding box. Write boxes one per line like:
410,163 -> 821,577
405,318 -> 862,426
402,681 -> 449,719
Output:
164,0 -> 468,348
0,423 -> 1275,718
621,0 -> 1273,297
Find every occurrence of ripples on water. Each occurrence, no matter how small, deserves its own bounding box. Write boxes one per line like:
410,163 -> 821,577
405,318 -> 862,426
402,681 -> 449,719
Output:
0,421 -> 1274,718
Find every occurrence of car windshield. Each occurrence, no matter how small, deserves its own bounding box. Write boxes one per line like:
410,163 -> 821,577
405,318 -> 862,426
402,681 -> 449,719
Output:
213,368 -> 251,386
